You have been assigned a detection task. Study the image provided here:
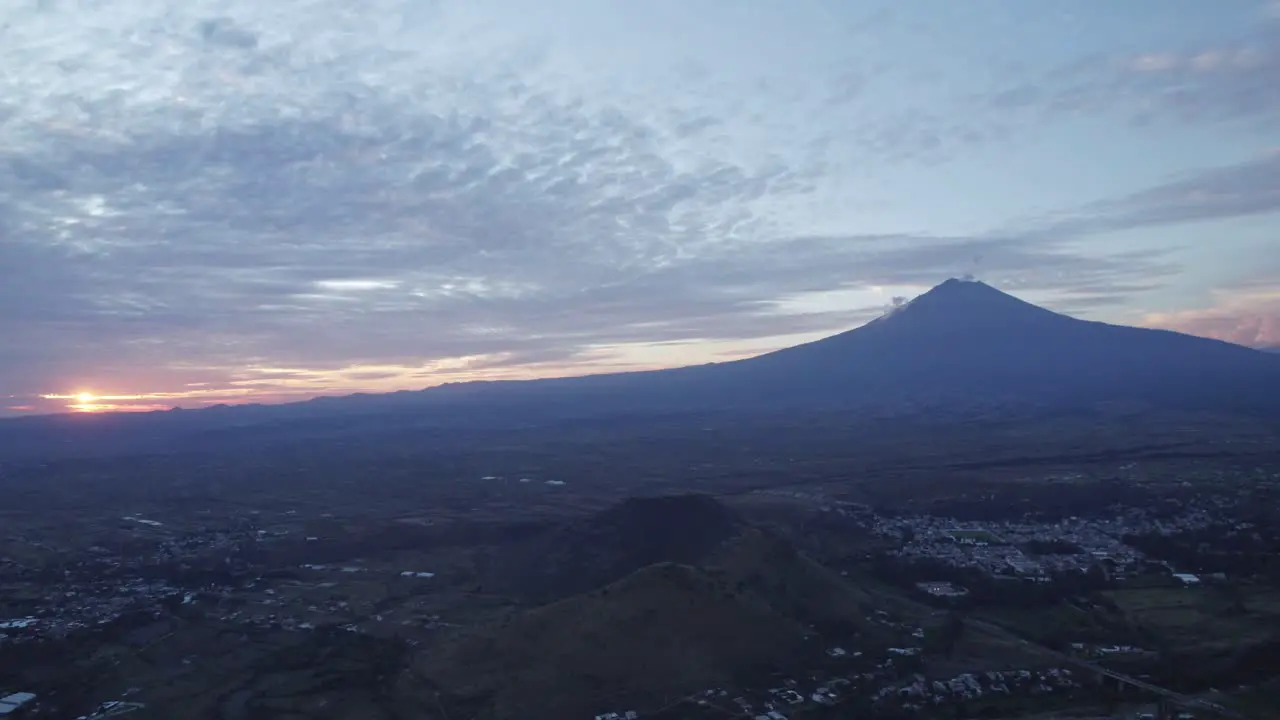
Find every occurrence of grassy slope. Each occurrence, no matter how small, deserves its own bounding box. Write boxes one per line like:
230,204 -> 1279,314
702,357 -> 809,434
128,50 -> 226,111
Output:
417,562 -> 818,720
1103,586 -> 1280,651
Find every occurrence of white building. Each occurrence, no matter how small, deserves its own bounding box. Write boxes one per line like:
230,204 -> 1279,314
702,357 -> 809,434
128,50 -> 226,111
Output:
0,693 -> 37,716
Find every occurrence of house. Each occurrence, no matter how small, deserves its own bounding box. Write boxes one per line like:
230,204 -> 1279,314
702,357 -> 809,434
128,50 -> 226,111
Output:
1006,558 -> 1042,575
916,581 -> 969,597
0,693 -> 37,716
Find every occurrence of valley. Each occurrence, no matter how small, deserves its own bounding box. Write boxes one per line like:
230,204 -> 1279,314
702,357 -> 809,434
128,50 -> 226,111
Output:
1,413 -> 1278,719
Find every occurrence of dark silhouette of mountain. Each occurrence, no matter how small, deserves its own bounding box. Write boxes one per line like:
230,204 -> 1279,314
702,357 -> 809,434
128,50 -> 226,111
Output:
488,494 -> 746,604
419,562 -> 819,720
1263,346 -> 1280,354
423,492 -> 1057,719
3,279 -> 1279,458
704,278 -> 1280,412
423,501 -> 896,719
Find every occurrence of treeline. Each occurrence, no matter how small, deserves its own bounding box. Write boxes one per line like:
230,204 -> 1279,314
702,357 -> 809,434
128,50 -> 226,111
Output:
1124,522 -> 1280,580
917,479 -> 1160,523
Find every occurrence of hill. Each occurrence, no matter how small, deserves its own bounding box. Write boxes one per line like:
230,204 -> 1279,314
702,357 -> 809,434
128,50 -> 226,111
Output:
423,530 -> 1058,720
429,524 -> 1056,719
487,494 -> 890,630
417,562 -> 818,720
424,496 -> 896,718
4,279 -> 1280,459
485,494 -> 746,604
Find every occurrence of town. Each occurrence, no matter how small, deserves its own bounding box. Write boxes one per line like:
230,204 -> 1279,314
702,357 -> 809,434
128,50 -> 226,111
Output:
3,460 -> 1277,718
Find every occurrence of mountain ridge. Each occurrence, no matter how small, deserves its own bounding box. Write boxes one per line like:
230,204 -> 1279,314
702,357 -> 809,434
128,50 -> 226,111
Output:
3,279 -> 1279,458
487,494 -> 747,604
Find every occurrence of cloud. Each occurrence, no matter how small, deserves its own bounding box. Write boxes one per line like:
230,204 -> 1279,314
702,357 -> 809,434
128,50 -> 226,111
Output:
0,0 -> 1248,415
984,9 -> 1280,129
1094,153 -> 1280,227
1144,284 -> 1280,347
1032,151 -> 1280,235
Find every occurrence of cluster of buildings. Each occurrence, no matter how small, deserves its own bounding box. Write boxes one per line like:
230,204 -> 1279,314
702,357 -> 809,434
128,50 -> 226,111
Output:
73,699 -> 146,719
916,581 -> 968,598
880,667 -> 1080,712
0,506 -> 392,648
0,579 -> 186,645
1069,642 -> 1154,659
871,500 -> 1233,580
0,507 -> 457,717
649,643 -> 1093,720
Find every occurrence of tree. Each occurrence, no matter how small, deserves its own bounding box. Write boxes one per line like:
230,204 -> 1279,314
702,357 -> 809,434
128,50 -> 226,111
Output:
924,611 -> 968,659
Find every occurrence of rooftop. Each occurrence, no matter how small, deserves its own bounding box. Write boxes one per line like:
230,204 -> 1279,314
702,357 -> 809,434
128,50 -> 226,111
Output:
0,693 -> 37,716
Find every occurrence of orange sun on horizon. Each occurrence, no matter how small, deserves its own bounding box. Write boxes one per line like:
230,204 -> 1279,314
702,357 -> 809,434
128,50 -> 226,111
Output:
68,391 -> 107,413
39,390 -> 187,414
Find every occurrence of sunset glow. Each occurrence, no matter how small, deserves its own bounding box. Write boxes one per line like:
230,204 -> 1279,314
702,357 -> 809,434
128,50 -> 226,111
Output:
1,1 -> 1279,420
41,391 -> 179,414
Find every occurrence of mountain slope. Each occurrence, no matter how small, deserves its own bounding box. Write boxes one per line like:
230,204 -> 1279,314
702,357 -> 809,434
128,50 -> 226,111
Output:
4,279 -> 1279,459
705,278 -> 1280,413
418,562 -> 818,720
485,494 -> 887,632
422,505 -> 890,719
488,494 -> 747,604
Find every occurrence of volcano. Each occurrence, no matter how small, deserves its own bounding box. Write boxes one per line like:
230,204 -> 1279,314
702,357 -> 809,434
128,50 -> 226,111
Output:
4,279 -> 1280,459
614,277 -> 1280,414
343,277 -> 1280,419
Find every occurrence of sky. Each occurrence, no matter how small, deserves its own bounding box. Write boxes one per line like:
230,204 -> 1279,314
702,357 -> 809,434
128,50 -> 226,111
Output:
2,0 -> 1279,416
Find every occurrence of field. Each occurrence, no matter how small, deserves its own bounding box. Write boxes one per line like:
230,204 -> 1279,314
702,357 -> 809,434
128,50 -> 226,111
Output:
1102,585 -> 1280,651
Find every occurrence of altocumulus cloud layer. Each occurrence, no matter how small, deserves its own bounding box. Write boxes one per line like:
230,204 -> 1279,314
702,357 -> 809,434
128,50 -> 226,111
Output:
2,0 -> 1279,413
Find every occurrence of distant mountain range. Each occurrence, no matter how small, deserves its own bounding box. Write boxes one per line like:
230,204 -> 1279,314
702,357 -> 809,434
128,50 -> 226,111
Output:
3,278 -> 1279,459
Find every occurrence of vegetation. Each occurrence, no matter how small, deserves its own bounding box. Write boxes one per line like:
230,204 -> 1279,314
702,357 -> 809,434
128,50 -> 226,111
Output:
2,411 -> 1278,718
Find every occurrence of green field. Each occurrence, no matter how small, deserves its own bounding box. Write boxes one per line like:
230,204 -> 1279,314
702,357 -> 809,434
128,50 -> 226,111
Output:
1103,586 -> 1280,651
